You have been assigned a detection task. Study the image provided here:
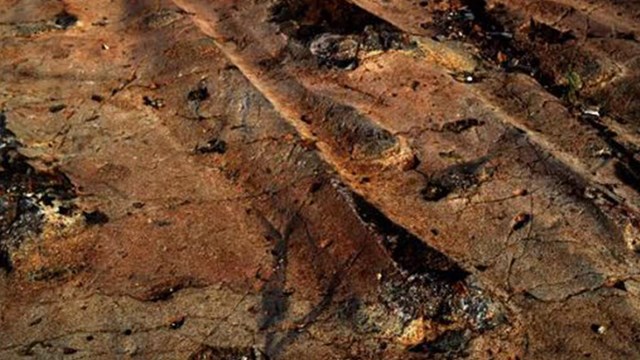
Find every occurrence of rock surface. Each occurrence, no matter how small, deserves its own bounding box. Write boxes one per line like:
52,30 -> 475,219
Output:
1,0 -> 640,359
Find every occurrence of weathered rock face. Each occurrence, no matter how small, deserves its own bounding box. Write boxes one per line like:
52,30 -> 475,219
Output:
1,0 -> 639,359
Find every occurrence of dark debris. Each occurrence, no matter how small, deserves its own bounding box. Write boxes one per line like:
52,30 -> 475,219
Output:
187,84 -> 210,103
83,210 -> 109,226
195,138 -> 227,155
143,95 -> 165,109
422,158 -> 489,202
169,316 -> 185,330
49,104 -> 66,113
0,112 -> 77,271
270,0 -> 412,70
53,11 -> 78,30
441,118 -> 485,133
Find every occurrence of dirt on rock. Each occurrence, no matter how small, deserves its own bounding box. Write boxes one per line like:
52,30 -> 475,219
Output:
1,0 -> 640,359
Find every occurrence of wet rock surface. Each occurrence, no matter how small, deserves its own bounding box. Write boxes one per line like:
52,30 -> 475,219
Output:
1,0 -> 640,359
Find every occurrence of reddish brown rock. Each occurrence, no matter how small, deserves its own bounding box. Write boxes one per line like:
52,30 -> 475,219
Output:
1,1 -> 639,359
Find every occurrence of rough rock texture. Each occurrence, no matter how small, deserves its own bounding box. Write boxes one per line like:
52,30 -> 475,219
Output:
1,0 -> 640,359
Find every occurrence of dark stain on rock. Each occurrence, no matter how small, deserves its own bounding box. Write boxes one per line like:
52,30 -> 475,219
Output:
48,104 -> 66,113
143,277 -> 203,302
441,118 -> 485,133
91,94 -> 104,102
62,347 -> 78,355
83,210 -> 109,226
409,329 -> 470,355
511,212 -> 532,231
527,19 -> 575,44
0,112 -> 77,272
422,181 -> 451,202
257,215 -> 292,354
54,11 -> 78,30
195,138 -> 227,154
187,82 -> 211,118
614,162 -> 640,195
422,157 -> 489,202
187,84 -> 210,103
